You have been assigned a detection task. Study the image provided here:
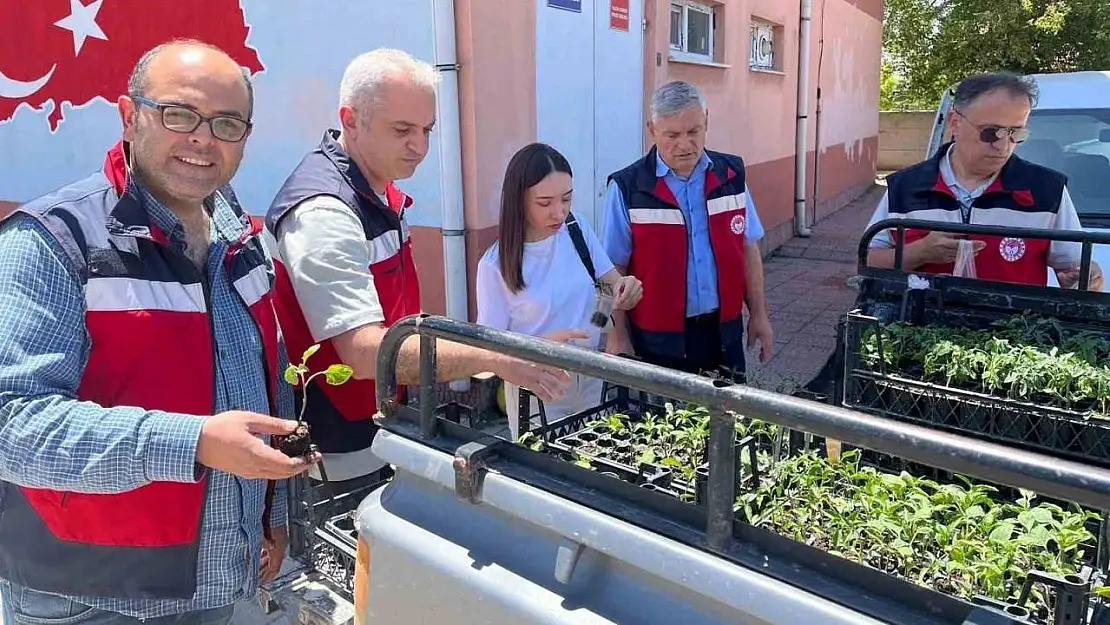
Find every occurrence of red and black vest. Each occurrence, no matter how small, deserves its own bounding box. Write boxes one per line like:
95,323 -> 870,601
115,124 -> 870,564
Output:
0,141 -> 281,599
265,130 -> 421,455
885,143 -> 1067,286
608,147 -> 749,360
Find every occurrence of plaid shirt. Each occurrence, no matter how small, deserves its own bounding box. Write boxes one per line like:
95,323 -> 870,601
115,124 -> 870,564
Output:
0,181 -> 293,618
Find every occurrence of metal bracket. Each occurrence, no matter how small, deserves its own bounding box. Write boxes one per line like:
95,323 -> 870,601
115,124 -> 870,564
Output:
452,441 -> 503,504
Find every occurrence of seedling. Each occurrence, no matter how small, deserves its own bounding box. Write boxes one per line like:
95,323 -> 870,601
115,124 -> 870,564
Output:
278,344 -> 354,463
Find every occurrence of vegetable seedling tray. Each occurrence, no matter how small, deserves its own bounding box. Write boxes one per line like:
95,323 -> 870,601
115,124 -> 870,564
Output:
840,310 -> 1110,469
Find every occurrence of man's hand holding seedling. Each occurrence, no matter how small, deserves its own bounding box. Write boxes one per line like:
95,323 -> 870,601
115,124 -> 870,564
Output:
196,411 -> 321,479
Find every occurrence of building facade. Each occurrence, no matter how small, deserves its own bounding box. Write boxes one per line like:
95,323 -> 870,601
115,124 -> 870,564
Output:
0,0 -> 881,322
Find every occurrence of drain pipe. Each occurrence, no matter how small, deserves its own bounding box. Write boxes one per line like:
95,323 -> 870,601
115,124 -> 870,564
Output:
432,0 -> 470,392
794,0 -> 814,237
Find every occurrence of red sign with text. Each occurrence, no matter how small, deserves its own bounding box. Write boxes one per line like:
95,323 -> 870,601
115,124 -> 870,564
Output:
610,0 -> 629,31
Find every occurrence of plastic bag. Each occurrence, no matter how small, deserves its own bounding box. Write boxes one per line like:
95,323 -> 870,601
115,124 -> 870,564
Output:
953,238 -> 978,278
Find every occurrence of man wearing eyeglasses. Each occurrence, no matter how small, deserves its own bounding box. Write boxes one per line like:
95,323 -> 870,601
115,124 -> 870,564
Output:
865,71 -> 1103,290
0,40 -> 312,624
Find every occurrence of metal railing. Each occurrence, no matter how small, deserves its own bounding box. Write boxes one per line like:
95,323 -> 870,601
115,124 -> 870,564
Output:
372,314 -> 1110,554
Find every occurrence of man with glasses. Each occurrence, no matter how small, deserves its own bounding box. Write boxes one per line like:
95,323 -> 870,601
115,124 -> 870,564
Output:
865,71 -> 1103,290
0,40 -> 312,624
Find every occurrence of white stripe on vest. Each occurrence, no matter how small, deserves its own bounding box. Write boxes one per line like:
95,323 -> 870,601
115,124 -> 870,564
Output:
367,229 -> 402,264
86,277 -> 206,313
629,208 -> 685,226
892,207 -> 1055,229
707,193 -> 746,216
233,264 -> 271,308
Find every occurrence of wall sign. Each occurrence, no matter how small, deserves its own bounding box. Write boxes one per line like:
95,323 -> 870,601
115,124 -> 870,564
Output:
610,0 -> 630,31
548,0 -> 582,12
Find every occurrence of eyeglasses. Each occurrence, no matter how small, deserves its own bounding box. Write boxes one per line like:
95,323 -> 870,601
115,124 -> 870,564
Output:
132,96 -> 252,143
954,108 -> 1030,144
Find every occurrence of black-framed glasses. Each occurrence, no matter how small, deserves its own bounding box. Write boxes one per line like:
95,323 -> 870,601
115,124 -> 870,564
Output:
132,96 -> 252,143
954,108 -> 1030,144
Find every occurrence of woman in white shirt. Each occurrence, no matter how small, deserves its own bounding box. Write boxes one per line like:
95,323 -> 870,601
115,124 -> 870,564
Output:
477,143 -> 643,440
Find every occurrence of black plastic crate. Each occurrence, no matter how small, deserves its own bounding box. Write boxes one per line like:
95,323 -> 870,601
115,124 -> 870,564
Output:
841,310 -> 1110,469
520,384 -> 670,442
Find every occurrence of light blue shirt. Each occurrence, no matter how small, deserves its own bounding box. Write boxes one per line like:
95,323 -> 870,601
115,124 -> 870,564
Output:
602,151 -> 764,317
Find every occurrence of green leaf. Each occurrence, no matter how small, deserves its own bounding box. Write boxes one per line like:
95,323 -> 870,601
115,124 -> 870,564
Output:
989,522 -> 1015,545
324,364 -> 354,385
1094,586 -> 1110,599
283,364 -> 299,386
301,344 -> 321,365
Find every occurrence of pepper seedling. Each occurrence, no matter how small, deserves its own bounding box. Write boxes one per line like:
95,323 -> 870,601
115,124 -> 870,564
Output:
278,344 -> 354,459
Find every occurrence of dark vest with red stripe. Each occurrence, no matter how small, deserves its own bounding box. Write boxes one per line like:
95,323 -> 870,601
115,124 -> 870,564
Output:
265,130 -> 421,455
0,150 -> 280,599
608,147 -> 748,360
886,143 -> 1067,286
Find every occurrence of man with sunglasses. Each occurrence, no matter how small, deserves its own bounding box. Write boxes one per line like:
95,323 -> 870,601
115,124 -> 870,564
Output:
866,71 -> 1103,290
0,40 -> 312,624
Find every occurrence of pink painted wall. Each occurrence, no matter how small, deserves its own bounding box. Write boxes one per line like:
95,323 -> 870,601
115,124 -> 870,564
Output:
454,0 -> 537,319
642,0 -> 882,242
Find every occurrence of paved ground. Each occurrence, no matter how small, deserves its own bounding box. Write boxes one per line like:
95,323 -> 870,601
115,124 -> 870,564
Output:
743,182 -> 884,393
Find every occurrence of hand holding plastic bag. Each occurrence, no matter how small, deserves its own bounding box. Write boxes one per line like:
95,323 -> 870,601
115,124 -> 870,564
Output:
952,239 -> 978,278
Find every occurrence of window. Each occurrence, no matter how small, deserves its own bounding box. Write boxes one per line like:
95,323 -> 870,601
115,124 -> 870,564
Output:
1017,108 -> 1110,222
749,18 -> 783,72
670,1 -> 715,62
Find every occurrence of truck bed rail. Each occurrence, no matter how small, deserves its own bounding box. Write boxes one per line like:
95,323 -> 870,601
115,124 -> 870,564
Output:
373,314 -> 1110,555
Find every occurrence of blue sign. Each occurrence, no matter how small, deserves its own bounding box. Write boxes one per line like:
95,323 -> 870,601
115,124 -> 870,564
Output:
548,0 -> 582,12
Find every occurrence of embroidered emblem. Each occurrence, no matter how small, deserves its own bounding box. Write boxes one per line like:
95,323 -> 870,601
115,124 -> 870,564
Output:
730,214 -> 746,236
999,237 -> 1026,262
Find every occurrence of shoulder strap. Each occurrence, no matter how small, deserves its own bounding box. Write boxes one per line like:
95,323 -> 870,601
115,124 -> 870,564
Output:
564,212 -> 596,282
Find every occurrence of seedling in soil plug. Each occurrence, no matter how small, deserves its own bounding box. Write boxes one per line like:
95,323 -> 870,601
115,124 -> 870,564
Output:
278,344 -> 354,470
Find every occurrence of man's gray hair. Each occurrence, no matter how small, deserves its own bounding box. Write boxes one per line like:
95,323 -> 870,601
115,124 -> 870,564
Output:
651,80 -> 707,121
339,48 -> 439,114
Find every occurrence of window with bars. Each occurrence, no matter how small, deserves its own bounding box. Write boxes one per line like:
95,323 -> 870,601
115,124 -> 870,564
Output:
749,19 -> 782,72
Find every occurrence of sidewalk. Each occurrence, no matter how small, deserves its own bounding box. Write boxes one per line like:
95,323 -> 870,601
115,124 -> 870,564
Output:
744,182 -> 885,393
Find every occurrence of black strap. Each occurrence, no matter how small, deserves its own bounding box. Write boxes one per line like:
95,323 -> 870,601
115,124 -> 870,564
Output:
565,212 -> 596,283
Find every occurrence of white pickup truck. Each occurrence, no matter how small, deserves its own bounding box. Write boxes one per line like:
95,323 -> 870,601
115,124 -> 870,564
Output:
260,303 -> 1110,624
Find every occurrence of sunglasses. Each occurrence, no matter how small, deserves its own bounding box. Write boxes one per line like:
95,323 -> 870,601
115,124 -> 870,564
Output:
954,108 -> 1029,144
132,96 -> 252,143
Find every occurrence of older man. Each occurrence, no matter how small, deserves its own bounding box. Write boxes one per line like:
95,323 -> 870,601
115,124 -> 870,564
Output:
265,49 -> 571,485
866,71 -> 1104,291
0,41 -> 311,624
602,80 -> 773,382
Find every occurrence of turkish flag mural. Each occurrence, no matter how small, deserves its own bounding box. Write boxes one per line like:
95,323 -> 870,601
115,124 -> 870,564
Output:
0,0 -> 265,131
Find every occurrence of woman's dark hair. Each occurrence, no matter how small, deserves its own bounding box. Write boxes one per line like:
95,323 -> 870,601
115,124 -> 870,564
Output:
498,142 -> 573,293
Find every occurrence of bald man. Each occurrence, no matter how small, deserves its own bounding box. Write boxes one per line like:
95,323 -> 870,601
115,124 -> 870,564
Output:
0,40 -> 310,623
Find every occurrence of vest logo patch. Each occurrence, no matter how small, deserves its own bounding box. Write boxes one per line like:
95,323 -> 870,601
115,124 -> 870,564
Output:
730,214 -> 746,236
999,237 -> 1026,262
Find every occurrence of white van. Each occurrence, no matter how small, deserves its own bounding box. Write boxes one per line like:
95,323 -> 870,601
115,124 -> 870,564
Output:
926,70 -> 1110,290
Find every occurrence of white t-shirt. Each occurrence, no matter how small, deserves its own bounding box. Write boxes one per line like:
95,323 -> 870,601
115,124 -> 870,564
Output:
476,216 -> 616,439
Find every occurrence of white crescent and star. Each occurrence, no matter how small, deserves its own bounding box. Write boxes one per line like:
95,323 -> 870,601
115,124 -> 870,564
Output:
0,0 -> 108,100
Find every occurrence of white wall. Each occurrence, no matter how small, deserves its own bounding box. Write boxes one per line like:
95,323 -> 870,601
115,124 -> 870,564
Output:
0,0 -> 446,228
535,0 -> 645,233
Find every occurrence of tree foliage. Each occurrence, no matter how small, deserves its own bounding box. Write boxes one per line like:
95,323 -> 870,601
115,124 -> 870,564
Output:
881,0 -> 1110,111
